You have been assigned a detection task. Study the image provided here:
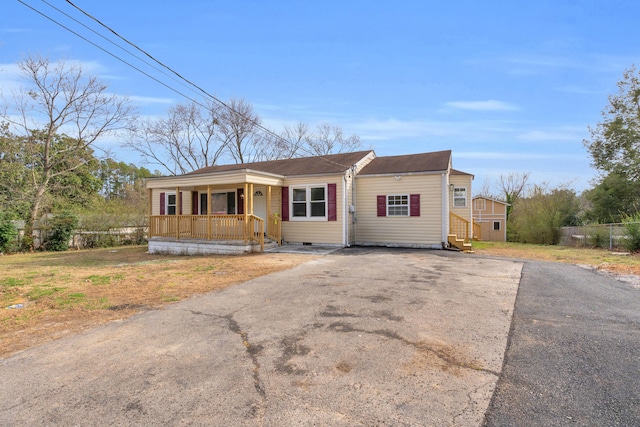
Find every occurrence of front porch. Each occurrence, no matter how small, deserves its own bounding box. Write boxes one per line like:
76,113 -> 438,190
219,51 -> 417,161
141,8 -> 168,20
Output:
148,213 -> 282,254
147,181 -> 283,254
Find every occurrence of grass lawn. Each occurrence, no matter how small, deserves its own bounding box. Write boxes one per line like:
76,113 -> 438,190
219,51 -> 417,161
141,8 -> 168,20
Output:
0,246 -> 314,357
472,241 -> 640,276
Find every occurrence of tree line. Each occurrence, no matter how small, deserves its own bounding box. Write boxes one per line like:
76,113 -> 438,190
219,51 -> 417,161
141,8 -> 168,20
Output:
464,65 -> 640,246
0,55 -> 362,251
2,55 -> 640,251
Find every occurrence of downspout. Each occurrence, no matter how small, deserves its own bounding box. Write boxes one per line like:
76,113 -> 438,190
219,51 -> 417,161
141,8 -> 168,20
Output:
441,173 -> 448,247
342,171 -> 348,247
351,165 -> 357,246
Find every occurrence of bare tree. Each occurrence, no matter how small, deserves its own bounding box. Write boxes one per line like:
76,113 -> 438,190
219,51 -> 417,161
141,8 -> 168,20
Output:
305,123 -> 362,156
497,172 -> 531,219
474,177 -> 497,199
218,98 -> 262,164
128,100 -> 225,175
258,122 -> 310,161
1,55 -> 135,234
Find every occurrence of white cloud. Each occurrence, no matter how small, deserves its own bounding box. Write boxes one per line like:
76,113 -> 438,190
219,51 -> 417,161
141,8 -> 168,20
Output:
445,100 -> 520,112
456,151 -> 585,161
128,95 -> 175,106
554,85 -> 607,95
517,127 -> 586,142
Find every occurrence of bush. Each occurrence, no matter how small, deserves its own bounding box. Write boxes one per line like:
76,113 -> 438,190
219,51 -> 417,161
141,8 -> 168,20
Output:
45,212 -> 78,251
588,226 -> 609,249
0,214 -> 18,253
623,215 -> 640,252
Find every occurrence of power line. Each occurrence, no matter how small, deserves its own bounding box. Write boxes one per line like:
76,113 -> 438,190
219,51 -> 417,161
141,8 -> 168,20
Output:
18,0 -> 351,169
17,0 -> 204,108
60,0 -> 350,168
39,0 -> 200,101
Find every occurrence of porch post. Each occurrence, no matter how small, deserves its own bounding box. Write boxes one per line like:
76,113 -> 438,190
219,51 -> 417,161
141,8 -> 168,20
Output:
267,185 -> 271,218
176,186 -> 181,240
249,183 -> 254,215
243,183 -> 248,242
207,184 -> 211,240
148,188 -> 153,237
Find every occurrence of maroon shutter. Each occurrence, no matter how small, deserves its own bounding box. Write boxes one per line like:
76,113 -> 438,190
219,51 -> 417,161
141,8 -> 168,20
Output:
179,192 -> 183,215
327,183 -> 337,221
410,194 -> 420,217
281,186 -> 289,221
192,191 -> 198,215
160,192 -> 166,215
377,195 -> 387,217
237,189 -> 244,214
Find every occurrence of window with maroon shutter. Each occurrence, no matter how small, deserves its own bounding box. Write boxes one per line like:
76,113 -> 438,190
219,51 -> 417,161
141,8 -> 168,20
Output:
377,195 -> 387,217
410,194 -> 420,217
160,192 -> 181,215
237,189 -> 244,215
281,186 -> 289,221
192,191 -> 198,215
327,183 -> 337,221
160,192 -> 165,215
289,185 -> 328,220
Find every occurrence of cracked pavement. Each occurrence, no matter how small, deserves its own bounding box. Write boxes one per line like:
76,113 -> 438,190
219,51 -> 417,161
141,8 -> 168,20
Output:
0,248 -> 521,426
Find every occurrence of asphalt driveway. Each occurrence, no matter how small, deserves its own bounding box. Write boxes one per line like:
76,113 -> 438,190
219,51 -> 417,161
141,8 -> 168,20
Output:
484,260 -> 640,426
0,248 -> 521,426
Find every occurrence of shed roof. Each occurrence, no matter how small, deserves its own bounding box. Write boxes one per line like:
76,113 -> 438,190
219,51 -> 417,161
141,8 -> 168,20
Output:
473,195 -> 511,206
358,150 -> 452,175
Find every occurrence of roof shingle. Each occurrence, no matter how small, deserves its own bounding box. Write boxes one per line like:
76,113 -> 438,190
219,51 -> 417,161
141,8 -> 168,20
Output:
358,150 -> 451,175
185,150 -> 374,177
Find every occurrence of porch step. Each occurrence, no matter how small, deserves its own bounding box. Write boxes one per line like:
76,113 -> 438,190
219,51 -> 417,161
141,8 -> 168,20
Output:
447,234 -> 473,252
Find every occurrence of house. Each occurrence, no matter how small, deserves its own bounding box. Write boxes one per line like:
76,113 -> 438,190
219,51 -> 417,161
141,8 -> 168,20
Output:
472,196 -> 509,241
144,149 -> 474,254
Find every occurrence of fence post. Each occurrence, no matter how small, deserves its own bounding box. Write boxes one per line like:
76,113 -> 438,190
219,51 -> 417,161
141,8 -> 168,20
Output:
610,223 -> 613,251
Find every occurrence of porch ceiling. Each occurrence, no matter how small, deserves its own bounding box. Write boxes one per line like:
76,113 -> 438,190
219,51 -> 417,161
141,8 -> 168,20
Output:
146,169 -> 285,189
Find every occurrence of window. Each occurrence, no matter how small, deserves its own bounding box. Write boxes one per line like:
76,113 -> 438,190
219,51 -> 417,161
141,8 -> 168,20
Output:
453,187 -> 467,208
388,195 -> 409,216
474,198 -> 486,211
377,194 -> 420,217
291,185 -> 326,220
166,193 -> 177,215
199,191 -> 236,214
493,221 -> 501,231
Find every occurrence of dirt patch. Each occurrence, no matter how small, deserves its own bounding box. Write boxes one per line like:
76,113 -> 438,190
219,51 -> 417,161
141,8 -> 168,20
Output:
0,246 -> 314,358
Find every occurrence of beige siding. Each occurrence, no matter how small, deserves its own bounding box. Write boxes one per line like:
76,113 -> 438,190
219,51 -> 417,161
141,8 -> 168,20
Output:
450,175 -> 473,222
355,175 -> 443,246
150,189 -> 193,215
281,175 -> 345,245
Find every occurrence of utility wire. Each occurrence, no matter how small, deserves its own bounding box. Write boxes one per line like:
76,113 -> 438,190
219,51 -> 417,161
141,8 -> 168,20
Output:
18,0 -> 351,168
61,0 -> 350,168
39,0 -> 201,102
18,0 -> 205,109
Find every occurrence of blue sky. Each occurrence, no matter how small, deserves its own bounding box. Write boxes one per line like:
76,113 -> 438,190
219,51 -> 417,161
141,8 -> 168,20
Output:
2,1 -> 640,194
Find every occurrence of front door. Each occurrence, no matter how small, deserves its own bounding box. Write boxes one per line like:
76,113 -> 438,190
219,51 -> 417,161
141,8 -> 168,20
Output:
253,186 -> 267,219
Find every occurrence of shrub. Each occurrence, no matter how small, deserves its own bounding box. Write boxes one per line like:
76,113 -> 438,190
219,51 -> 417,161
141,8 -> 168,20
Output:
623,214 -> 640,252
0,213 -> 18,253
588,226 -> 609,249
45,212 -> 78,251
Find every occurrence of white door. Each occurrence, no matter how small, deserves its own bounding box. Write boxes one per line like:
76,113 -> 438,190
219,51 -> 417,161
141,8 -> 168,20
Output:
253,186 -> 267,219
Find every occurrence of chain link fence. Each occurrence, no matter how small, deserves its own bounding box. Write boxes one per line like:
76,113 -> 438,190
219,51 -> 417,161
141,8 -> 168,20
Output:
560,223 -> 639,251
